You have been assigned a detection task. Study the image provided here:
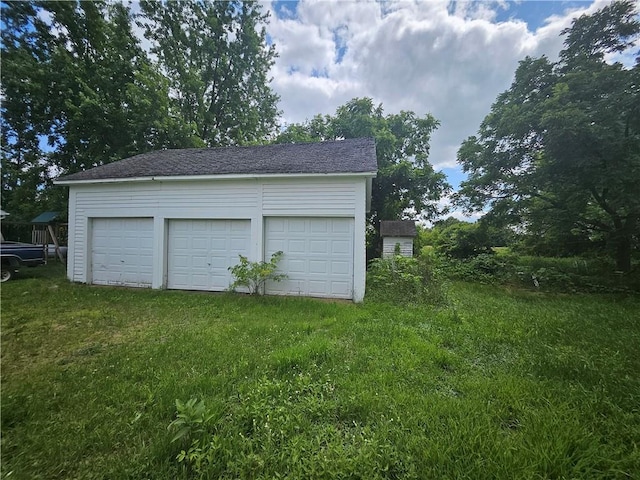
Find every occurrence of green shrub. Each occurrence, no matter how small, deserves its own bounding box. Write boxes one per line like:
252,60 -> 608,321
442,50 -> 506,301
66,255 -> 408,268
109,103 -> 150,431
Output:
228,251 -> 286,295
442,254 -> 515,285
366,254 -> 447,305
439,223 -> 493,258
439,252 -> 640,293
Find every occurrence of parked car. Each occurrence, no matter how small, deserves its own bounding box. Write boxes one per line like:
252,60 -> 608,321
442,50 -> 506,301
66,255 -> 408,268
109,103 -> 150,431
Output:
1,241 -> 47,282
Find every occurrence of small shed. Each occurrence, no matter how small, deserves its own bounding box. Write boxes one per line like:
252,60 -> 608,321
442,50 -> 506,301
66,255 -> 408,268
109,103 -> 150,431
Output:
380,220 -> 417,258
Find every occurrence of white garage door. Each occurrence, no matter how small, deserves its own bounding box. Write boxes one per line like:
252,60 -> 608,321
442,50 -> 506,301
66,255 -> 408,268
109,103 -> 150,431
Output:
264,217 -> 354,299
91,218 -> 153,287
167,219 -> 251,291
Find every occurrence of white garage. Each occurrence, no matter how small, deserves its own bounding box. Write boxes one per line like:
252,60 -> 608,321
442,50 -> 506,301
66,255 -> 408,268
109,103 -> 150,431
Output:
55,138 -> 377,302
264,217 -> 353,299
91,218 -> 153,287
167,219 -> 250,291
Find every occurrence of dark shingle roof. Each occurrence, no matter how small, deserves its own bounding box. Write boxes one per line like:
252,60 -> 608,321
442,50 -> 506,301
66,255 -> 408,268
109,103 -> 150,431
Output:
56,138 -> 377,183
380,220 -> 417,237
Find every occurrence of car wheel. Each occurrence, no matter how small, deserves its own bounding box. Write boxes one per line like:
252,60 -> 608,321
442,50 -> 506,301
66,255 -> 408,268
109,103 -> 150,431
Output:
1,267 -> 13,282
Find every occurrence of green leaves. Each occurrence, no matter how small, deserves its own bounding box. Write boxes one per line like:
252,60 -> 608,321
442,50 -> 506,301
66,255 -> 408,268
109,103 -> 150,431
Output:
1,1 -> 280,222
228,251 -> 287,295
456,1 -> 640,271
275,97 -> 450,257
139,0 -> 280,147
560,0 -> 640,62
168,397 -> 217,444
366,254 -> 448,306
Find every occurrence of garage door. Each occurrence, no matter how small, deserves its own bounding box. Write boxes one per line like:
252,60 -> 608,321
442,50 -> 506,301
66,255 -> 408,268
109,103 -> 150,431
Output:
167,219 -> 251,291
264,217 -> 354,299
91,218 -> 153,287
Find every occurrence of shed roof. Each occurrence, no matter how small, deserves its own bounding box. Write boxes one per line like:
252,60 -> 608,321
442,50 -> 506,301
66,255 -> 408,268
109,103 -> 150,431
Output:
380,220 -> 417,237
55,138 -> 377,183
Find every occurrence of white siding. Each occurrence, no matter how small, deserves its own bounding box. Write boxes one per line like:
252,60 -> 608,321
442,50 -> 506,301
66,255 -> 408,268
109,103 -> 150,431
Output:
263,179 -> 356,216
382,237 -> 414,258
73,180 -> 258,216
66,175 -> 371,301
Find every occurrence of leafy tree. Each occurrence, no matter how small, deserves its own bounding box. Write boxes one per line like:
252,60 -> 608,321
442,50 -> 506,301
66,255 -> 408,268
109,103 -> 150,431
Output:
1,2 -> 53,220
420,218 -> 498,259
1,1 -> 202,221
456,0 -> 640,271
275,98 -> 450,257
40,1 -> 200,174
138,0 -> 280,146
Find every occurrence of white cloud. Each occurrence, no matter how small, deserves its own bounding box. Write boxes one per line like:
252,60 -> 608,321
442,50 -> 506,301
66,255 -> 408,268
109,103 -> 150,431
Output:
267,0 -> 608,174
265,0 -> 618,222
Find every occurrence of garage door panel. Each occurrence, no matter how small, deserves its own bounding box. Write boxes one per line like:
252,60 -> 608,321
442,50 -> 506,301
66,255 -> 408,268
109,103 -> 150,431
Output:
167,219 -> 250,291
311,220 -> 328,233
331,261 -> 349,275
269,219 -> 285,232
309,280 -> 328,295
289,219 -> 306,232
231,222 -> 247,233
310,240 -> 329,254
211,238 -> 227,251
190,237 -> 207,249
192,273 -> 209,283
288,239 -> 306,253
309,260 -> 327,274
265,217 -> 353,299
91,218 -> 153,287
332,221 -> 350,234
332,240 -> 350,254
288,259 -> 306,273
210,256 -> 229,269
331,281 -> 350,295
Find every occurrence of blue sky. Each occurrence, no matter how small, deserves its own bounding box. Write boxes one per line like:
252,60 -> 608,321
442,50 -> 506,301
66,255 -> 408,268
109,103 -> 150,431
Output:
494,1 -> 591,26
264,0 -> 623,220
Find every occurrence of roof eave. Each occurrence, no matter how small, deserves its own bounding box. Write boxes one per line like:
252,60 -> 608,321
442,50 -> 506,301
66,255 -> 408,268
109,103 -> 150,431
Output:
54,171 -> 378,186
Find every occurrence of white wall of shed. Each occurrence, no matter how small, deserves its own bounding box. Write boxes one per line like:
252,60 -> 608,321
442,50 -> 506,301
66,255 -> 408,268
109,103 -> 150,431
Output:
382,237 -> 414,258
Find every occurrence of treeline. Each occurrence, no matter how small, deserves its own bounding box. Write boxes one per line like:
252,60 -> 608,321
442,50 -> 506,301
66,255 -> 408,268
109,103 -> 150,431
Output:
368,218 -> 640,300
1,0 -> 278,221
2,1 -> 638,273
455,1 -> 640,272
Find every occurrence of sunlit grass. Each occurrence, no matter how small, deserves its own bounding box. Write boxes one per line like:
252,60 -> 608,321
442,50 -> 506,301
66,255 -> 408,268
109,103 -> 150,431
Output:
2,265 -> 639,478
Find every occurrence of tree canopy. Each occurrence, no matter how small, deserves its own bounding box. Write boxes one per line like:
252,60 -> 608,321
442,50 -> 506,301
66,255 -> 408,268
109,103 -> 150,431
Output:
456,0 -> 640,271
138,0 -> 279,146
1,0 -> 279,222
275,98 -> 450,257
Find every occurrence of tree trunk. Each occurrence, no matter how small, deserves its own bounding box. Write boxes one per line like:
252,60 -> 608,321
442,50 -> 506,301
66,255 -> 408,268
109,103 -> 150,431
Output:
613,230 -> 633,273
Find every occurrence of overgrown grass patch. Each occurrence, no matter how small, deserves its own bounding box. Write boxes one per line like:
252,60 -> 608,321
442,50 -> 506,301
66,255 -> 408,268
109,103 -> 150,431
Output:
441,252 -> 640,293
2,266 -> 639,478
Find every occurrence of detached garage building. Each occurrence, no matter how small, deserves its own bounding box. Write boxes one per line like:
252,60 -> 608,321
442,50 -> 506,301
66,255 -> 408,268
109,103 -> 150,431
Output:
54,138 -> 377,302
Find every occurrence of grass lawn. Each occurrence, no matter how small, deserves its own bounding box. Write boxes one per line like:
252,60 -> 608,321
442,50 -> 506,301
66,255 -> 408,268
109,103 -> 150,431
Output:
1,264 -> 639,479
